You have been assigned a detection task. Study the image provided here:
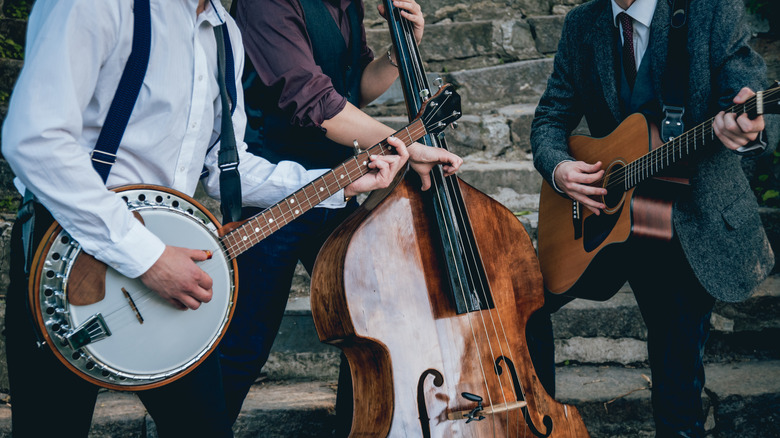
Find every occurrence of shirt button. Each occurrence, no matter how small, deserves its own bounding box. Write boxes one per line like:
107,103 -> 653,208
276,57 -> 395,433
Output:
179,166 -> 186,172
191,122 -> 197,129
198,75 -> 204,81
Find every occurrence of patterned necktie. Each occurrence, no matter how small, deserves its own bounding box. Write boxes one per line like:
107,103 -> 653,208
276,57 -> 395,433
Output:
619,12 -> 637,88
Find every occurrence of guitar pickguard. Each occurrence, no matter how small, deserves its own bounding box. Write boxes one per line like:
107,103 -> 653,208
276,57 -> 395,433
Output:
582,202 -> 625,252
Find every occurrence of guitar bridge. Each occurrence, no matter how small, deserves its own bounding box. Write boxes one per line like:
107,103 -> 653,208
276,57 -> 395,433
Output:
66,313 -> 112,350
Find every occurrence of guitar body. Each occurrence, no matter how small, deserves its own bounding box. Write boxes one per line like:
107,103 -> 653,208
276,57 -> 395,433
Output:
311,178 -> 588,437
538,113 -> 677,298
29,185 -> 237,390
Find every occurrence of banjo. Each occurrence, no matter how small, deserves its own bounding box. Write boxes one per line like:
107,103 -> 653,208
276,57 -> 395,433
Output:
28,84 -> 461,390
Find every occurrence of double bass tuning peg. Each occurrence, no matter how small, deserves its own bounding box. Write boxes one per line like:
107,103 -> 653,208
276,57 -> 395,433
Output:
434,77 -> 443,88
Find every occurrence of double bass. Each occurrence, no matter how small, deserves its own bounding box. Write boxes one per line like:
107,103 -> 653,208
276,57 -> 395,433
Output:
310,2 -> 590,436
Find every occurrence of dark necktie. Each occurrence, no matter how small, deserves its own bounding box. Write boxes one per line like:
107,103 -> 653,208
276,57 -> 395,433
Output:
619,12 -> 637,88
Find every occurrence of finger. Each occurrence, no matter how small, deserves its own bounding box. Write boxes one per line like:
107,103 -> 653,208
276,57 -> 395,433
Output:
386,135 -> 409,160
175,292 -> 202,310
573,193 -> 606,212
394,0 -> 421,14
419,172 -> 432,191
376,3 -> 386,19
732,87 -> 755,104
736,113 -> 763,137
167,297 -> 188,311
189,248 -> 210,262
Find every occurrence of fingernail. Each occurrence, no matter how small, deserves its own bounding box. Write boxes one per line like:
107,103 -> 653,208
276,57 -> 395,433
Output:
204,250 -> 213,260
370,155 -> 376,159
388,135 -> 396,141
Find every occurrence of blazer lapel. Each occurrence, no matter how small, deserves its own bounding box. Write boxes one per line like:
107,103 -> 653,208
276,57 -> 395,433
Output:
593,3 -> 622,122
649,0 -> 670,104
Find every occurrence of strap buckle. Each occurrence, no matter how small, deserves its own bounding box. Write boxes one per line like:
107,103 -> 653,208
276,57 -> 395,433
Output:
661,104 -> 685,142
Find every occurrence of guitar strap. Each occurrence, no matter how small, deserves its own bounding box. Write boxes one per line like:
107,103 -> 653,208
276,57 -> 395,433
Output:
660,0 -> 690,142
213,23 -> 243,224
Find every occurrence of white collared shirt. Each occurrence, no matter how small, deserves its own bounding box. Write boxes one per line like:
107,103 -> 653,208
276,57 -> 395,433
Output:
2,0 -> 345,278
611,0 -> 658,69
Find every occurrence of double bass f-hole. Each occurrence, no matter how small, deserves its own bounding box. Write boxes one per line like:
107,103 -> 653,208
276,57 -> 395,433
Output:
496,356 -> 554,437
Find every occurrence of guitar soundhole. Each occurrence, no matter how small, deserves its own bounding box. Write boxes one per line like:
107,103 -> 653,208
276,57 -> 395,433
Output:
86,362 -> 95,370
44,288 -> 53,297
603,163 -> 626,211
60,236 -> 70,245
156,195 -> 164,203
172,201 -> 180,208
52,252 -> 60,261
137,194 -> 146,201
71,352 -> 80,360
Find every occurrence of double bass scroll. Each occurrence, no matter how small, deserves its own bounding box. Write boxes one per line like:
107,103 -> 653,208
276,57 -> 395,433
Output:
310,2 -> 590,436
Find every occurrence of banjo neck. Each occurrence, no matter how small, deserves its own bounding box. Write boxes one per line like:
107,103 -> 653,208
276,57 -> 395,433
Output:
219,121 -> 423,260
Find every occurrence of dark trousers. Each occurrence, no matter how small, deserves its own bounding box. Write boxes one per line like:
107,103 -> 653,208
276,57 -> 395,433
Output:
4,204 -> 233,437
527,237 -> 715,438
219,201 -> 358,427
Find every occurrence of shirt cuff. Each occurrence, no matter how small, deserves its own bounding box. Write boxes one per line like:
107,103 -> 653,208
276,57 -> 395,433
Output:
306,167 -> 347,209
733,130 -> 767,157
92,219 -> 166,279
551,160 -> 574,194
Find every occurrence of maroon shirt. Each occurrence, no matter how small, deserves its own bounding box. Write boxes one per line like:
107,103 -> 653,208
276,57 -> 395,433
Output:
234,0 -> 374,130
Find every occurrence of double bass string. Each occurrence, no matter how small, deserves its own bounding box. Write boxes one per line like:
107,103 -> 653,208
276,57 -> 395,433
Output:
391,6 -> 500,421
394,9 -> 526,433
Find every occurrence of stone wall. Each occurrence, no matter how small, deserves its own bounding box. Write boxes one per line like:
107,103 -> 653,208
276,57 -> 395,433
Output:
0,0 -> 777,397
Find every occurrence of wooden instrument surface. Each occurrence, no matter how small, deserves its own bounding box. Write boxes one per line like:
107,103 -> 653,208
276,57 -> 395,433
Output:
312,178 -> 589,437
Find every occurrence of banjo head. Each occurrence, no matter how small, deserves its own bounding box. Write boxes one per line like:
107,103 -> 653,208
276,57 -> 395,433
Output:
31,186 -> 237,390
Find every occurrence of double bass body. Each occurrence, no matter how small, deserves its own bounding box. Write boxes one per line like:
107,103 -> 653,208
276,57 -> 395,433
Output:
311,176 -> 589,437
311,0 -> 588,434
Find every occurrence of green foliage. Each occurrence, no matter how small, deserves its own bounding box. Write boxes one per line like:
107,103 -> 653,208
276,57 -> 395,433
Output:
753,150 -> 780,208
0,34 -> 24,59
0,195 -> 20,213
745,0 -> 779,35
3,0 -> 32,20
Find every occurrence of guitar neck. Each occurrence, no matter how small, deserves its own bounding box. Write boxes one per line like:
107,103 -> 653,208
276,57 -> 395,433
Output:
624,91 -> 765,189
219,119 -> 426,260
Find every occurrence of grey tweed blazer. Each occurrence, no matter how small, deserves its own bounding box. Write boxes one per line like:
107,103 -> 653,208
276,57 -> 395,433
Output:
531,0 -> 776,302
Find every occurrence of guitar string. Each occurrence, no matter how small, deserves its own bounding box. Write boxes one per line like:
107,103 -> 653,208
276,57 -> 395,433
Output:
588,90 -> 779,192
603,91 -> 777,189
396,12 -> 521,436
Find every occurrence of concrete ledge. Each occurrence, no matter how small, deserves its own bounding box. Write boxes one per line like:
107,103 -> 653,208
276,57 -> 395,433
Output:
1,361 -> 775,437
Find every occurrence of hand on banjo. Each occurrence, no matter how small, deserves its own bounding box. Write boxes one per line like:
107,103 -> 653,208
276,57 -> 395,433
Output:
140,245 -> 214,310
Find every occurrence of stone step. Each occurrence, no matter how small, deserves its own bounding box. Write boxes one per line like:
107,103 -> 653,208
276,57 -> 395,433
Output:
1,360 -> 776,437
261,273 -> 780,381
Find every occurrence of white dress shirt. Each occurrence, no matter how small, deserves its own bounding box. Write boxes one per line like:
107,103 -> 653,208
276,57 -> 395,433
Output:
611,0 -> 658,69
2,0 -> 345,278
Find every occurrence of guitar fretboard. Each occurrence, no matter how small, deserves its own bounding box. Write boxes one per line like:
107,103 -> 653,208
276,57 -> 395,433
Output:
219,120 -> 426,260
618,88 -> 774,190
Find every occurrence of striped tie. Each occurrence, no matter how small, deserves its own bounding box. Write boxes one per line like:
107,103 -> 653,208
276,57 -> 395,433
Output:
619,12 -> 637,88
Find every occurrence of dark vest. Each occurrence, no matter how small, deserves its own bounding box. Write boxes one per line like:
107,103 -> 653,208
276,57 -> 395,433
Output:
618,35 -> 661,123
242,0 -> 363,169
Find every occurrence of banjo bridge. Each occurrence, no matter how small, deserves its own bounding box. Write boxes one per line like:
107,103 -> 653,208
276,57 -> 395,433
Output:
66,313 -> 112,350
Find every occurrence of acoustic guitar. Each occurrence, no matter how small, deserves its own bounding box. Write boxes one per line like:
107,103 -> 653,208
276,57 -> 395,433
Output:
538,82 -> 779,298
28,84 -> 461,390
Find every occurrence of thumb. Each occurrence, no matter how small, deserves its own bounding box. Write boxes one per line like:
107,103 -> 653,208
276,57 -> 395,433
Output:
419,172 -> 432,191
190,249 -> 211,262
